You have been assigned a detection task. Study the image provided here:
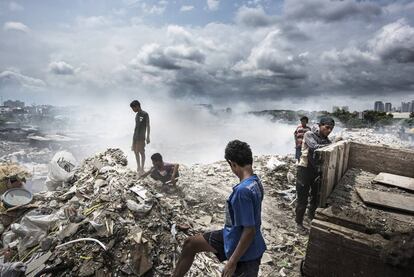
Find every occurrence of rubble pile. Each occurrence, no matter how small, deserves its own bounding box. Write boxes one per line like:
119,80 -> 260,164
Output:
1,149 -> 223,276
341,128 -> 413,149
1,148 -> 309,276
0,163 -> 32,194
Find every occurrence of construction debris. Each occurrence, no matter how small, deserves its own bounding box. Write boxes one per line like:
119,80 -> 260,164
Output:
0,147 -> 310,276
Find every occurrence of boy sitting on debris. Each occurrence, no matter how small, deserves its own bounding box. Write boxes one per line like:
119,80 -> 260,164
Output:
173,140 -> 266,277
295,117 -> 335,232
140,153 -> 179,185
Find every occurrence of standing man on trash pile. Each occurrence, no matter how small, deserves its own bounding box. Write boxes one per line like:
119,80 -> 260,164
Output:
294,116 -> 311,162
295,116 -> 335,233
139,153 -> 179,185
130,100 -> 150,175
173,140 -> 266,277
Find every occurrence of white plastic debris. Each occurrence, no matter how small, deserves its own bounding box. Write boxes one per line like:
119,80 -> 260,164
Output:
45,151 -> 77,191
266,157 -> 286,171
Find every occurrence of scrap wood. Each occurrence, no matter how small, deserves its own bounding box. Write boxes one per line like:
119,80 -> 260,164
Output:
4,203 -> 38,213
356,188 -> 414,214
373,172 -> 414,192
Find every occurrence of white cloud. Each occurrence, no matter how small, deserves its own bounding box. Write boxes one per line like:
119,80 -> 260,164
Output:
3,21 -> 29,33
233,30 -> 307,79
75,16 -> 112,28
0,70 -> 46,89
9,1 -> 24,11
370,19 -> 414,63
235,6 -> 274,27
180,5 -> 194,12
48,61 -> 76,75
141,0 -> 168,15
207,0 -> 219,11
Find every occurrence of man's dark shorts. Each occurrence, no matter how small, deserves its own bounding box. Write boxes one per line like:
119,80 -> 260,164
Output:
203,230 -> 261,277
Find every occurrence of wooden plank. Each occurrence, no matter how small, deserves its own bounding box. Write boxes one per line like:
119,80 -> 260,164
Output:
374,172 -> 414,192
342,141 -> 350,175
303,219 -> 414,277
336,143 -> 345,184
348,142 -> 414,178
356,188 -> 414,214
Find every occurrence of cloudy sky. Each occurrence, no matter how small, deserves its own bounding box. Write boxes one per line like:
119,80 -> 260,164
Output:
1,0 -> 414,110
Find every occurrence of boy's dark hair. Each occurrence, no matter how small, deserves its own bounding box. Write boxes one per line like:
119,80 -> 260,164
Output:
151,153 -> 163,162
319,116 -> 335,127
225,140 -> 253,166
130,100 -> 141,108
300,116 -> 309,123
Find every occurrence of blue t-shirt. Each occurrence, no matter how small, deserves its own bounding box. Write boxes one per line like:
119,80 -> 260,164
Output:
223,174 -> 266,261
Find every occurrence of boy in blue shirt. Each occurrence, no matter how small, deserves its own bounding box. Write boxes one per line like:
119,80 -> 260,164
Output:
173,140 -> 266,277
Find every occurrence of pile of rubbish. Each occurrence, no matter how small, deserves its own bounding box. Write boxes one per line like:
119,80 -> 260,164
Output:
0,163 -> 32,194
0,148 -> 308,276
0,148 -> 222,276
341,128 -> 413,148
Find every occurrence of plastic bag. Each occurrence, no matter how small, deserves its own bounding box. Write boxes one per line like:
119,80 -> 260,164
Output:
266,156 -> 286,171
10,209 -> 64,254
0,262 -> 26,277
45,151 -> 77,191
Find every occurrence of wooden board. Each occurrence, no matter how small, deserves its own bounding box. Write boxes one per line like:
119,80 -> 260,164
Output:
374,172 -> 414,192
342,142 -> 350,175
356,188 -> 414,214
317,141 -> 349,207
348,142 -> 414,178
303,219 -> 414,277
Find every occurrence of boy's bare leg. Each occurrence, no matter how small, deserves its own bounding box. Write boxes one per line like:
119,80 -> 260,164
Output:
139,149 -> 145,173
172,235 -> 216,277
134,150 -> 141,172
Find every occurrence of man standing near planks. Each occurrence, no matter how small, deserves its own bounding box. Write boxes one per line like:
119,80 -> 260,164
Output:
295,117 -> 335,232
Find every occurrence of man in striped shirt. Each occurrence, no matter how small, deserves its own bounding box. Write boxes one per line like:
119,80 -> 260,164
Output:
294,116 -> 311,161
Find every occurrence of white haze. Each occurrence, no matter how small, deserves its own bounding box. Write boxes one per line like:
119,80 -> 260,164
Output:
65,99 -> 299,169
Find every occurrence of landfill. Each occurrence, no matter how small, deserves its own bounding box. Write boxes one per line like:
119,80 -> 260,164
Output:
0,146 -> 309,276
0,128 -> 411,276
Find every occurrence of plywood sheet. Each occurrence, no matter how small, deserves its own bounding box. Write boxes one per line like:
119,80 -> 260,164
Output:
356,188 -> 414,214
374,172 -> 414,192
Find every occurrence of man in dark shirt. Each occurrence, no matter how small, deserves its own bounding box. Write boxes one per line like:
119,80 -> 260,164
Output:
173,140 -> 266,277
130,100 -> 150,174
296,117 -> 334,232
140,153 -> 179,185
294,116 -> 311,161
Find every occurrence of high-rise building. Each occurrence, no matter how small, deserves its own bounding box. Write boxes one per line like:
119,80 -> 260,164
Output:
401,102 -> 410,112
332,106 -> 340,112
410,100 -> 414,113
374,101 -> 384,112
385,103 -> 392,112
341,106 -> 349,112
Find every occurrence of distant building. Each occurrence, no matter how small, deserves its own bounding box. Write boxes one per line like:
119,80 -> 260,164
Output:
341,106 -> 349,112
385,102 -> 392,112
4,100 -> 25,108
332,106 -> 340,112
410,100 -> 414,113
374,101 -> 384,112
358,112 -> 364,119
401,102 -> 410,112
392,112 -> 411,119
0,106 -> 11,114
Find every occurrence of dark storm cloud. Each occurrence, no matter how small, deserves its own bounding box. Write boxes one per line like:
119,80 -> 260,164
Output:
284,0 -> 382,22
132,43 -> 206,71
